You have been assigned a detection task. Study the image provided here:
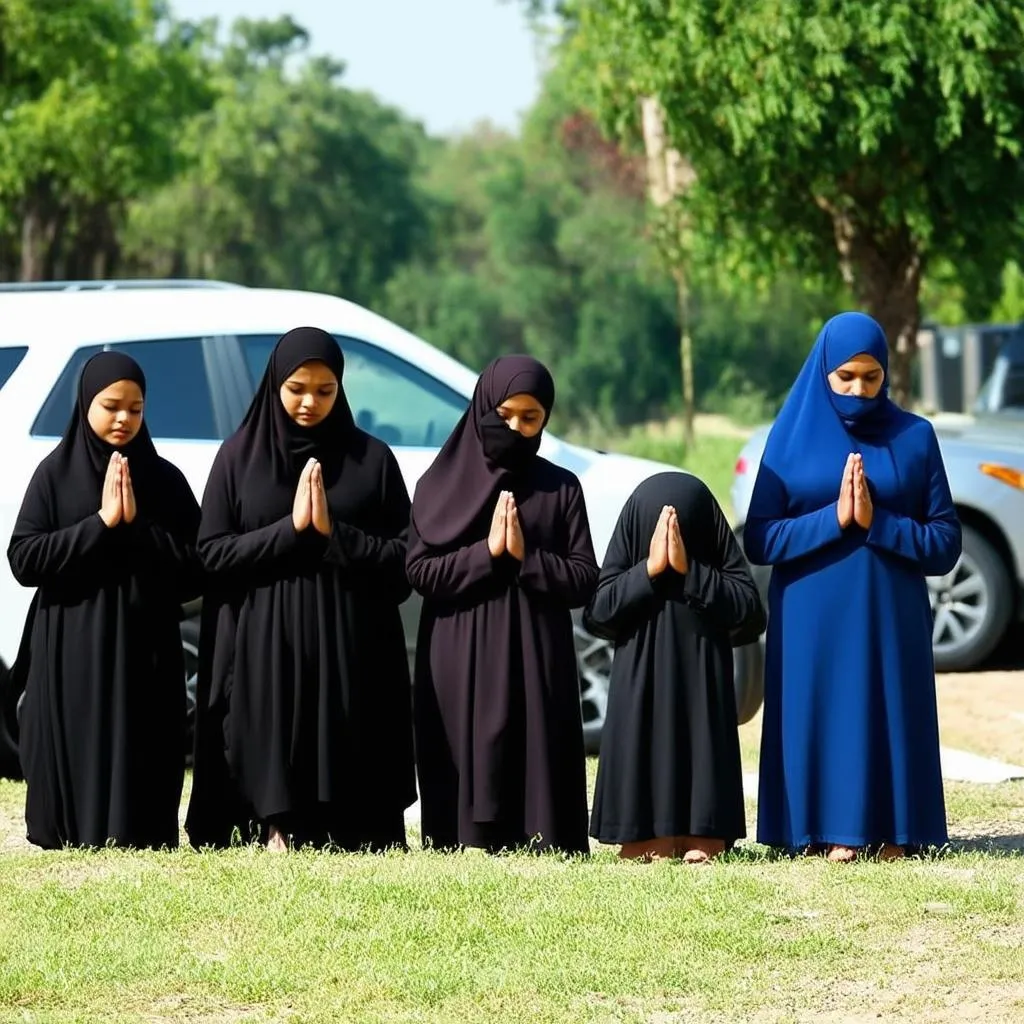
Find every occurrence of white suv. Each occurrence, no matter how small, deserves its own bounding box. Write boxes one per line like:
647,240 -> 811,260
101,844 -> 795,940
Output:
0,280 -> 762,770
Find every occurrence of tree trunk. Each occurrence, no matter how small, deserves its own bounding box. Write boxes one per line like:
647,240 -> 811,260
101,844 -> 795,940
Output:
20,205 -> 51,281
641,96 -> 699,437
19,182 -> 65,282
673,269 -> 695,446
816,198 -> 923,408
864,281 -> 921,409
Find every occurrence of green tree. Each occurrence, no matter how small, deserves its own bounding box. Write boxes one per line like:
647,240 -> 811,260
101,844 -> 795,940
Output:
0,0 -> 211,280
562,0 -> 1024,405
124,16 -> 430,305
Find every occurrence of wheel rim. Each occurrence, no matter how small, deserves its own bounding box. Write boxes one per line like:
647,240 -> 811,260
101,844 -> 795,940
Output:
929,552 -> 989,656
182,640 -> 199,712
575,624 -> 612,729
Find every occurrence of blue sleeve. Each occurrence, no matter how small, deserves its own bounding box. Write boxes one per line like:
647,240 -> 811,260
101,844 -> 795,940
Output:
866,427 -> 962,576
742,461 -> 844,567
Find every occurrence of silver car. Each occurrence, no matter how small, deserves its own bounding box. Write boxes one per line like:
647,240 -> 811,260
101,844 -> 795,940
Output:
730,417 -> 1024,672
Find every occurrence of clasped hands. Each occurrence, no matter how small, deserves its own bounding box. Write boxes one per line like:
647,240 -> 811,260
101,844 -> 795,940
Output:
837,452 -> 873,530
488,490 -> 525,561
293,457 -> 332,536
99,452 -> 137,528
647,505 -> 688,578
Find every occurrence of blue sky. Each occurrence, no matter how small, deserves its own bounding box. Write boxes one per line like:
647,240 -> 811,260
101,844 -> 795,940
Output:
172,0 -> 546,136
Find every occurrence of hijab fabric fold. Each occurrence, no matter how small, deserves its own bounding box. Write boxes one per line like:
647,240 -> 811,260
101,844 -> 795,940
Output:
411,354 -> 555,548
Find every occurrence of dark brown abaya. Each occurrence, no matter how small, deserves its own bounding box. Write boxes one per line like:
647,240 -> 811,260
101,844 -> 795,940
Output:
407,355 -> 598,855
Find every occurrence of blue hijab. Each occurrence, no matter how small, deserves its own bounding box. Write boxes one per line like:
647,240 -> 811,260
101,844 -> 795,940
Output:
764,312 -> 896,474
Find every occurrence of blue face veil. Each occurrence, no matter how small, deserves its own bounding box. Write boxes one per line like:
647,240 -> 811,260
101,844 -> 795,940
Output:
819,313 -> 892,435
763,312 -> 896,478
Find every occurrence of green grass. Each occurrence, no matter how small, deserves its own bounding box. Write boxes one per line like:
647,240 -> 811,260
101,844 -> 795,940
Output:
1,775 -> 1022,1023
1,837 -> 1023,1023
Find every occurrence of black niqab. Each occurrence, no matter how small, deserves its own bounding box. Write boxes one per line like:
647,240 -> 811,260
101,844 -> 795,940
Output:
584,471 -> 766,848
412,354 -> 555,547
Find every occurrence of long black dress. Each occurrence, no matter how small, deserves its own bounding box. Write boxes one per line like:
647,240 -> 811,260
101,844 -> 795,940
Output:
184,327 -> 415,851
584,472 -> 766,849
7,353 -> 201,850
407,355 -> 599,855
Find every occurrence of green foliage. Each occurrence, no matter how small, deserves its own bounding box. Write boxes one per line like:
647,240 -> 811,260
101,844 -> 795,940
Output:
122,18 -> 429,305
10,2 -> 1024,431
377,59 -> 841,431
564,0 -> 1024,401
0,0 -> 212,277
571,0 -> 1024,271
988,261 -> 1024,323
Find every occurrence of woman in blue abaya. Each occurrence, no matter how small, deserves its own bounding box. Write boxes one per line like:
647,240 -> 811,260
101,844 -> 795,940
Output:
744,312 -> 961,862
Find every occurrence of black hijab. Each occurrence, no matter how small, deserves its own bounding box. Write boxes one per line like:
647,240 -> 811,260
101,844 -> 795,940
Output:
411,354 -> 555,548
611,471 -> 725,571
50,351 -> 163,524
606,470 -> 765,648
225,327 -> 361,524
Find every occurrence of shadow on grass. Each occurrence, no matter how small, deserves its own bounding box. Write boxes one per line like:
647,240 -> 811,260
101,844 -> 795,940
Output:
944,833 -> 1024,857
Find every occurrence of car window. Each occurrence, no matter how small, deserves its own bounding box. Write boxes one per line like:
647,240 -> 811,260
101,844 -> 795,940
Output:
32,338 -> 222,440
1004,370 -> 1024,408
0,346 -> 28,391
241,334 -> 468,448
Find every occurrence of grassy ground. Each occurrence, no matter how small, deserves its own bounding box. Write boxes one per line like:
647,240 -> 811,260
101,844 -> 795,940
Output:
1,762 -> 1022,1023
2,418 -> 1021,1023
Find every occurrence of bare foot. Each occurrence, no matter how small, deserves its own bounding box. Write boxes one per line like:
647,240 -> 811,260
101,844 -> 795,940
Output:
877,843 -> 905,861
678,836 -> 726,864
266,825 -> 288,853
619,837 -> 674,862
826,844 -> 857,863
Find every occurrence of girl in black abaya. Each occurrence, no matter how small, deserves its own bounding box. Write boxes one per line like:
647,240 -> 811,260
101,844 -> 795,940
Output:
407,355 -> 599,856
584,472 -> 765,862
7,352 -> 202,850
185,327 -> 415,852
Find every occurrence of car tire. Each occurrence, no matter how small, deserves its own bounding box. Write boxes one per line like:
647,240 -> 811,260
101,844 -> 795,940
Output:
930,524 -> 1013,672
576,622 -> 769,754
0,658 -> 23,781
575,623 -> 612,756
732,639 -> 765,726
181,617 -> 200,766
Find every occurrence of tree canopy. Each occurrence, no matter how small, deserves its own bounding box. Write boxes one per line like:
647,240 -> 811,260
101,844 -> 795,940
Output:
560,0 -> 1024,403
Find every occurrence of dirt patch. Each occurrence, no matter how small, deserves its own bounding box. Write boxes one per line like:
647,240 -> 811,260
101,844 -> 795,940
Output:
739,670 -> 1024,771
143,994 -> 279,1022
0,801 -> 32,853
936,669 -> 1024,767
743,981 -> 1024,1024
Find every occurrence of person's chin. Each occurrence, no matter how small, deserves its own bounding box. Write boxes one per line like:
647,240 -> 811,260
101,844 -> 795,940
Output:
107,434 -> 132,446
